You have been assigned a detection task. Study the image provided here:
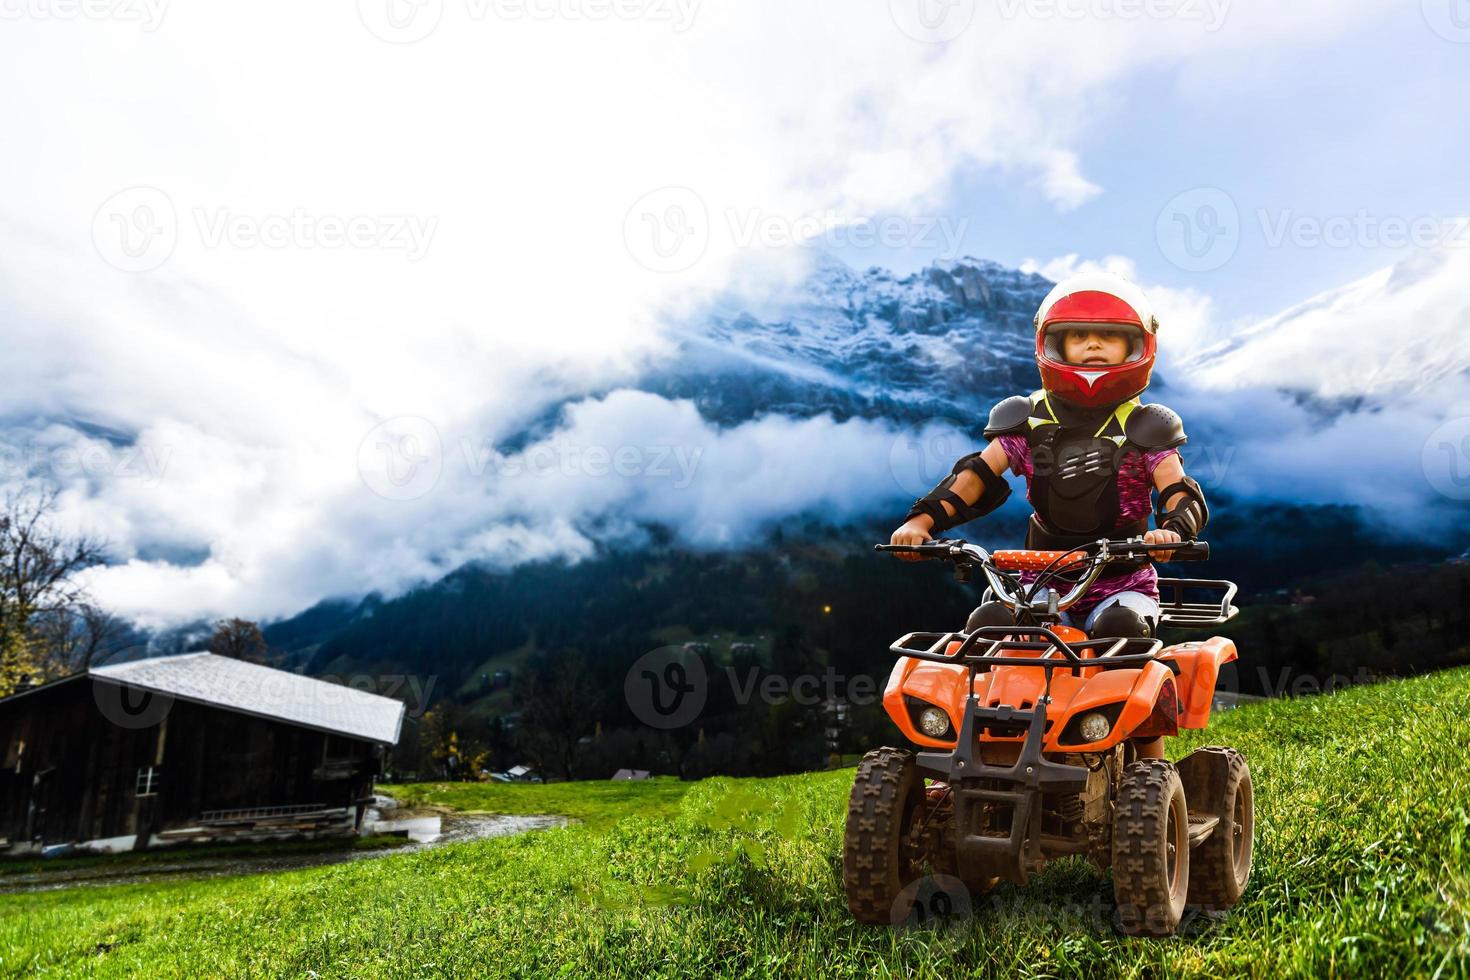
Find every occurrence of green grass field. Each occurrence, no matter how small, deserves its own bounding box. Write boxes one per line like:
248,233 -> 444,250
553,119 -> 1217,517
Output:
3,668 -> 1469,978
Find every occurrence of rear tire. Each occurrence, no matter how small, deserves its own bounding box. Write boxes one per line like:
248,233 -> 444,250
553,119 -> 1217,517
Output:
1186,747 -> 1253,909
843,747 -> 924,924
1111,759 -> 1189,937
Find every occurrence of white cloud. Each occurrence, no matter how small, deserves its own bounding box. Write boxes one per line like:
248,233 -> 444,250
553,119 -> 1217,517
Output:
0,0 -> 1403,625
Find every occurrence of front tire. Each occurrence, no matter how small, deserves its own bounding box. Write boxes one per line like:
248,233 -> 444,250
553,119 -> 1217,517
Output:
1111,759 -> 1190,937
843,747 -> 924,924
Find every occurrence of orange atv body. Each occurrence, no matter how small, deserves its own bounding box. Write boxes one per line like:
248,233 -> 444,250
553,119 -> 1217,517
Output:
843,541 -> 1254,938
883,628 -> 1239,752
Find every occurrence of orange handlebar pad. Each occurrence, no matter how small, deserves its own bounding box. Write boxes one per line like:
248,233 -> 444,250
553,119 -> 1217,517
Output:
992,549 -> 1089,571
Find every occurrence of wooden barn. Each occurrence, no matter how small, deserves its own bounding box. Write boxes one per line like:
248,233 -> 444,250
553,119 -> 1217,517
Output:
0,653 -> 405,856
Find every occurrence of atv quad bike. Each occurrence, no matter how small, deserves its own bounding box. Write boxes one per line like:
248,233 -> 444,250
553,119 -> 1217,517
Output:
843,536 -> 1253,937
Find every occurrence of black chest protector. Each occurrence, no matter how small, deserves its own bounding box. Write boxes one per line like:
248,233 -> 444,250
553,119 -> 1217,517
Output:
983,390 -> 1189,553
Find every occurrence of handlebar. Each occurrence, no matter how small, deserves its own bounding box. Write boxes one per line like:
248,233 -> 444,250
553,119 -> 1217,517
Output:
875,537 -> 1211,614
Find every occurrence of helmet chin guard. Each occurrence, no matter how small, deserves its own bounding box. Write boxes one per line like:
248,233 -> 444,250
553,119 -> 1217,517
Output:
1034,272 -> 1158,409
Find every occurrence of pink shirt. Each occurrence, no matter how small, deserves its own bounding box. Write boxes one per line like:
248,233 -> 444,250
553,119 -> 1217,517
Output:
995,434 -> 1179,619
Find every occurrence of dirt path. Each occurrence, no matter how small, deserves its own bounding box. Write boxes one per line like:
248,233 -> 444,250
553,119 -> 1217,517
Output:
0,804 -> 568,894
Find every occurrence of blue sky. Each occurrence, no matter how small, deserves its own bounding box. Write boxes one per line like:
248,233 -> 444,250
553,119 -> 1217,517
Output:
3,0 -> 1466,626
829,5 -> 1470,323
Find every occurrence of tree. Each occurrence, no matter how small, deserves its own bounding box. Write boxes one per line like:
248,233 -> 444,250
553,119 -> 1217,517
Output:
31,603 -> 131,680
0,487 -> 108,695
207,618 -> 276,665
514,652 -> 603,781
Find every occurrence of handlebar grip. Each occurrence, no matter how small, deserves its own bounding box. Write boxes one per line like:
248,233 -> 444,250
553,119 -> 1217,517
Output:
1167,541 -> 1210,562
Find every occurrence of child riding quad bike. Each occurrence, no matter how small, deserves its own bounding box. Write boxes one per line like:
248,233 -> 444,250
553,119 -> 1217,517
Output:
842,535 -> 1253,937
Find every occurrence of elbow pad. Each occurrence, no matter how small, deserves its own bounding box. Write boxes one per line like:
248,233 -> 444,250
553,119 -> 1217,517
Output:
905,452 -> 1011,534
1156,476 -> 1209,540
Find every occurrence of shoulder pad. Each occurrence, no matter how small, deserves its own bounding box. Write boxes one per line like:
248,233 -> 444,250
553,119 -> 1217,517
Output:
983,395 -> 1033,438
1124,403 -> 1187,450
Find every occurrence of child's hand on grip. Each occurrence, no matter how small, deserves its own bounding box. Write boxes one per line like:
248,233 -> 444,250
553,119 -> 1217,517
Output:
890,520 -> 933,561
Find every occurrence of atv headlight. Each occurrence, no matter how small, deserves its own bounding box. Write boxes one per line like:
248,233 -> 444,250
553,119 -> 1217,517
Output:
1078,711 -> 1112,743
917,706 -> 952,738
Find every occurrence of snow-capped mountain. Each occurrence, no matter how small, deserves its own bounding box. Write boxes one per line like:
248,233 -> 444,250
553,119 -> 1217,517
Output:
652,255 -> 1049,426
1184,247 -> 1470,403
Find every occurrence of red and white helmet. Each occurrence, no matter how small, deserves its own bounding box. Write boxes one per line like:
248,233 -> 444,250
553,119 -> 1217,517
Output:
1033,271 -> 1158,409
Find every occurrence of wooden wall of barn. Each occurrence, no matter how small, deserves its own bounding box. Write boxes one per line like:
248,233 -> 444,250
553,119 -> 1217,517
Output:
0,677 -> 384,850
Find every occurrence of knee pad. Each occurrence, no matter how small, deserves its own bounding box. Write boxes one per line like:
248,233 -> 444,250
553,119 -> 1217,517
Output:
966,600 -> 1014,633
1090,604 -> 1152,639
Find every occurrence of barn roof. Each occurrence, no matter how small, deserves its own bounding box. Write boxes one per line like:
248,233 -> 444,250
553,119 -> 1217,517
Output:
90,653 -> 405,745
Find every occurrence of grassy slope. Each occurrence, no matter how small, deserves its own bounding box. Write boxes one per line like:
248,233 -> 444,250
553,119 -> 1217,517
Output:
3,669 -> 1469,978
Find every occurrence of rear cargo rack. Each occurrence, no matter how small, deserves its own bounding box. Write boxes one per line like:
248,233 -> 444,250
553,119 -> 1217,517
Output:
1156,577 -> 1239,628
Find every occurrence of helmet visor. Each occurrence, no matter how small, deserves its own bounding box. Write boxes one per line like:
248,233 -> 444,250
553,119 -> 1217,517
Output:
1042,322 -> 1146,366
